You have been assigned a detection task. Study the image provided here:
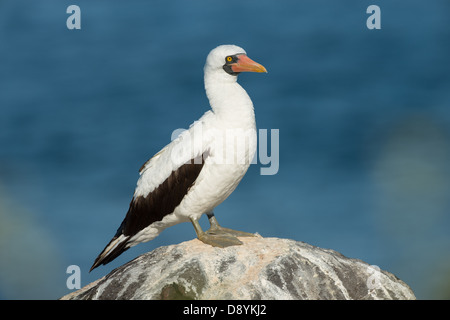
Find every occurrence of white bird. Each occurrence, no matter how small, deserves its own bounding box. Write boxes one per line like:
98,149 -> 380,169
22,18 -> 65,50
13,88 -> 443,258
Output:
90,45 -> 267,271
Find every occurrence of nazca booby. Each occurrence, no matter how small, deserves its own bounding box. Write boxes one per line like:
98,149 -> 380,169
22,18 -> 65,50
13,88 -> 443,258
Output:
90,45 -> 267,271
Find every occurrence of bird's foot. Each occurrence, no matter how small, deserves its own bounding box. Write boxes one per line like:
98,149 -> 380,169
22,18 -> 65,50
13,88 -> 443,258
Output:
197,226 -> 256,248
197,229 -> 243,248
209,225 -> 256,238
191,215 -> 256,248
206,213 -> 256,238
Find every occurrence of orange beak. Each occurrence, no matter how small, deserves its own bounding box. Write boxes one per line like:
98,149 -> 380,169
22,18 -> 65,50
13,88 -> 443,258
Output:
231,54 -> 267,73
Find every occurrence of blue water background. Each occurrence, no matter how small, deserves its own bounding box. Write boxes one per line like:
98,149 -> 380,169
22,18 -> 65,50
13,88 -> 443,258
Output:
1,0 -> 450,299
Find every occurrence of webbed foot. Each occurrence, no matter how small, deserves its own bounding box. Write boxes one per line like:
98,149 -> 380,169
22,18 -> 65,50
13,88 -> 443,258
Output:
207,213 -> 256,238
198,229 -> 243,248
190,213 -> 256,248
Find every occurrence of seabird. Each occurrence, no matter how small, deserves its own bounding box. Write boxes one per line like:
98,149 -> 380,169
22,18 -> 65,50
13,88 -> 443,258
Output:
90,45 -> 267,271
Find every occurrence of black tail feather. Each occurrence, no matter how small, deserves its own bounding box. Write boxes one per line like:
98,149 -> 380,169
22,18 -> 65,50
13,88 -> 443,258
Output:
90,235 -> 130,272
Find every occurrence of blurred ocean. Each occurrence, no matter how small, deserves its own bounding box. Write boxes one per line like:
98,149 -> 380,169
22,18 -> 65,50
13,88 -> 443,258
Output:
1,0 -> 450,299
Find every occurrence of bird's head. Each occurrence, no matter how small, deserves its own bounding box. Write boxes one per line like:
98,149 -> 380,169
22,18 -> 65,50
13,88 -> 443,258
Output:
204,45 -> 267,77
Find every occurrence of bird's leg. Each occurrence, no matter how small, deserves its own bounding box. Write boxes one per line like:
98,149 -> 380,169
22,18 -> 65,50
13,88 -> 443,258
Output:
206,212 -> 256,238
190,217 -> 243,248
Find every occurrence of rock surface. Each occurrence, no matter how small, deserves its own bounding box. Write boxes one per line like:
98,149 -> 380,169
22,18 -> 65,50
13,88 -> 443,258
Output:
61,236 -> 415,300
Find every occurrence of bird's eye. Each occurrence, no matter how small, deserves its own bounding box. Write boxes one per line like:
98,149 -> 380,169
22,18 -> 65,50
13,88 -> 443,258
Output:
226,56 -> 233,62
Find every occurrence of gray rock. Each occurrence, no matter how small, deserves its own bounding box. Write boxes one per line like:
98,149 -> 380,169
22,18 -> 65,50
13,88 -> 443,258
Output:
61,236 -> 415,300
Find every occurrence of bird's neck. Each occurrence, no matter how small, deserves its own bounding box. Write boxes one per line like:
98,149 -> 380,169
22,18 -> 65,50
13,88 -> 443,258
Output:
204,71 -> 255,127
